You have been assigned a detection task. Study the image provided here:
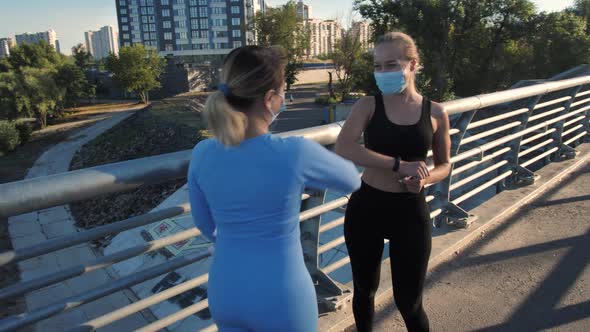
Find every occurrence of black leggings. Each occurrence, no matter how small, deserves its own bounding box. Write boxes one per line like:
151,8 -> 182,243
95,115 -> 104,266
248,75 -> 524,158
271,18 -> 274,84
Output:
344,182 -> 432,332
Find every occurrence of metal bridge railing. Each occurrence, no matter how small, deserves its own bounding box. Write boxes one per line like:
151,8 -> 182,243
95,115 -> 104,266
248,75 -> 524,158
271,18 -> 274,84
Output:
1,72 -> 590,331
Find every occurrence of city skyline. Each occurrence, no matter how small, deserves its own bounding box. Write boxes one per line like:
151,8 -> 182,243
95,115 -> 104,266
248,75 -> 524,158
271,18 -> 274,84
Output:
0,0 -> 576,56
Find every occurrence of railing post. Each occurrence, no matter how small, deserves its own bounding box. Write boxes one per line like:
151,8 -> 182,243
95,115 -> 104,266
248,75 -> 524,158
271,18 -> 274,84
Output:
501,82 -> 545,189
429,110 -> 477,229
299,189 -> 351,312
551,85 -> 584,161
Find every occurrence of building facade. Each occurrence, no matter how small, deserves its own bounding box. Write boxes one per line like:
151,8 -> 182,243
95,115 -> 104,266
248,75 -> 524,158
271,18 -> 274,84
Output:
304,19 -> 342,58
296,0 -> 312,20
85,26 -> 120,60
351,21 -> 373,51
15,29 -> 60,53
0,37 -> 15,58
115,0 -> 267,58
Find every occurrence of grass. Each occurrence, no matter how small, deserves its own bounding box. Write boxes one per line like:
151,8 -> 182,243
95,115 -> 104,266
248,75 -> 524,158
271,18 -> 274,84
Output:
69,94 -> 208,233
0,101 -> 145,321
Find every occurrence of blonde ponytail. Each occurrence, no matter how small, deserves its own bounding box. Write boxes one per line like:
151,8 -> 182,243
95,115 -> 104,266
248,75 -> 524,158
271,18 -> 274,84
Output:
204,91 -> 248,147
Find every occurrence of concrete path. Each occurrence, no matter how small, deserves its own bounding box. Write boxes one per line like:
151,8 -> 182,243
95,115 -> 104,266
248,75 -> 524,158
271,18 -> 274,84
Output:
7,109 -> 150,332
348,160 -> 590,331
271,83 -> 328,133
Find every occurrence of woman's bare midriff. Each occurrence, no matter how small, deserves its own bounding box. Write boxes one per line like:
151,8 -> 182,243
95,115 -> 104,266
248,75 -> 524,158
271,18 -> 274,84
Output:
361,167 -> 409,193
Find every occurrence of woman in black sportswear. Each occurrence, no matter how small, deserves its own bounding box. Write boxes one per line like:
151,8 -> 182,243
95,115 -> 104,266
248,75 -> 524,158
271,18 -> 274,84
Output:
335,32 -> 452,332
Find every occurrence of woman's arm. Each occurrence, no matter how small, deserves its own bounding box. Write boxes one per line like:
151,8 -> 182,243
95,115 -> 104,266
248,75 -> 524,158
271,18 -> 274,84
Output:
187,142 -> 217,243
403,102 -> 452,193
298,138 -> 361,195
335,96 -> 430,179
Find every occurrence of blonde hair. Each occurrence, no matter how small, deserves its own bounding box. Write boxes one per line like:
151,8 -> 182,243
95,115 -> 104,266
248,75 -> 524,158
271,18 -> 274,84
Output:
203,46 -> 287,146
376,32 -> 422,91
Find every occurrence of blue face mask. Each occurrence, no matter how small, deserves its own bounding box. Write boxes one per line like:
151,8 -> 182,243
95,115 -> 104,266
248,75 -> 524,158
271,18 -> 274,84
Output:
374,70 -> 407,95
269,92 -> 286,124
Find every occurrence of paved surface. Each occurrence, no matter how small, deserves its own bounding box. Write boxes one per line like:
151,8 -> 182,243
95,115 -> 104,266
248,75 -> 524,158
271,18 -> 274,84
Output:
361,160 -> 590,332
271,83 -> 328,133
7,109 -> 149,332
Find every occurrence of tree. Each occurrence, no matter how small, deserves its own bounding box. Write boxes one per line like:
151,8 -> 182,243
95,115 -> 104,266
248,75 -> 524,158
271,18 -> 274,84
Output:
252,1 -> 310,91
330,30 -> 363,98
55,63 -> 89,109
106,45 -> 165,104
527,11 -> 590,78
0,42 -> 66,127
353,0 -> 536,100
72,43 -> 94,70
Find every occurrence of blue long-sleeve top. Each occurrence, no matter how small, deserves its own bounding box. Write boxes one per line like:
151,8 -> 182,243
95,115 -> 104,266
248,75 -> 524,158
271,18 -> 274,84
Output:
187,133 -> 361,243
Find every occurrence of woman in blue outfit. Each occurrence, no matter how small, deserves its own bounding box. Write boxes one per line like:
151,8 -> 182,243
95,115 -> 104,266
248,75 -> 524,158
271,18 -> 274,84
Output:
188,45 -> 361,331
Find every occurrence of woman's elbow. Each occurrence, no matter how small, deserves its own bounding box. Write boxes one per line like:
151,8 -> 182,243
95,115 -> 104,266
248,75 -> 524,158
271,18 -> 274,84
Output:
335,139 -> 351,158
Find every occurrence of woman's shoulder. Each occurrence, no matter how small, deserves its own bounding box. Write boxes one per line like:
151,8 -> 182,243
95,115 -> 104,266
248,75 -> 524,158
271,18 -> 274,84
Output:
354,95 -> 376,110
428,100 -> 447,119
191,138 -> 217,158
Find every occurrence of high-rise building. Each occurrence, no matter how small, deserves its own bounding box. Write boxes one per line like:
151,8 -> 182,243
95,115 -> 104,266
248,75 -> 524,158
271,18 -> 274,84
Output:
0,37 -> 15,58
304,19 -> 342,58
115,0 -> 267,58
296,0 -> 312,20
351,21 -> 373,51
85,26 -> 120,59
15,29 -> 61,53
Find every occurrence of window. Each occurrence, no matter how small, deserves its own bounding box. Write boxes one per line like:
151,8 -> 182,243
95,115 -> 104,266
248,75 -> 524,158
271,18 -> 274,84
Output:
175,20 -> 187,28
215,42 -> 229,49
120,8 -> 127,14
161,0 -> 169,4
143,24 -> 149,31
141,7 -> 147,15
148,16 -> 156,22
140,0 -> 146,5
199,0 -> 207,4
175,8 -> 185,16
231,6 -> 240,14
175,0 -> 185,4
234,41 -> 242,47
212,7 -> 226,15
147,7 -> 155,14
162,9 -> 170,16
121,17 -> 128,23
165,44 -> 173,51
232,18 -> 240,25
215,31 -> 228,38
190,7 -> 198,16
213,18 -> 227,26
231,0 -> 239,2
200,7 -> 209,16
163,21 -> 172,29
147,0 -> 154,4
144,32 -> 151,40
164,32 -> 173,40
123,33 -> 130,39
200,18 -> 208,28
142,16 -> 148,23
232,30 -> 241,38
191,30 -> 199,38
119,0 -> 127,6
150,24 -> 156,31
190,0 -> 198,5
122,25 -> 129,31
176,31 -> 188,39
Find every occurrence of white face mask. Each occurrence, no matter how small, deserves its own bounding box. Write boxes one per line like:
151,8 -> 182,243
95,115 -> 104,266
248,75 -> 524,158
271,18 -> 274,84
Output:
268,91 -> 286,124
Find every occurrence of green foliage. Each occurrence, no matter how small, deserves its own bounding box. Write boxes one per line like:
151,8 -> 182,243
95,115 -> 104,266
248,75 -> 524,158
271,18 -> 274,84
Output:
352,0 -> 590,100
106,45 -> 165,104
55,63 -> 88,108
72,43 -> 94,70
314,96 -> 341,105
14,121 -> 32,144
0,120 -> 21,154
252,1 -> 310,90
331,30 -> 364,98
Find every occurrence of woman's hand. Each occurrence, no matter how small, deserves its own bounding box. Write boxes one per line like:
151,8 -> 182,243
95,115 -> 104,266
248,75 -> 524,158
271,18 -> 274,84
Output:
400,176 -> 426,193
399,160 -> 430,179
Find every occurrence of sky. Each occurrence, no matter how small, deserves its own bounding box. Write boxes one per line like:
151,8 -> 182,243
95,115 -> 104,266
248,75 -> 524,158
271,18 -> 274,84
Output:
0,0 -> 576,56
